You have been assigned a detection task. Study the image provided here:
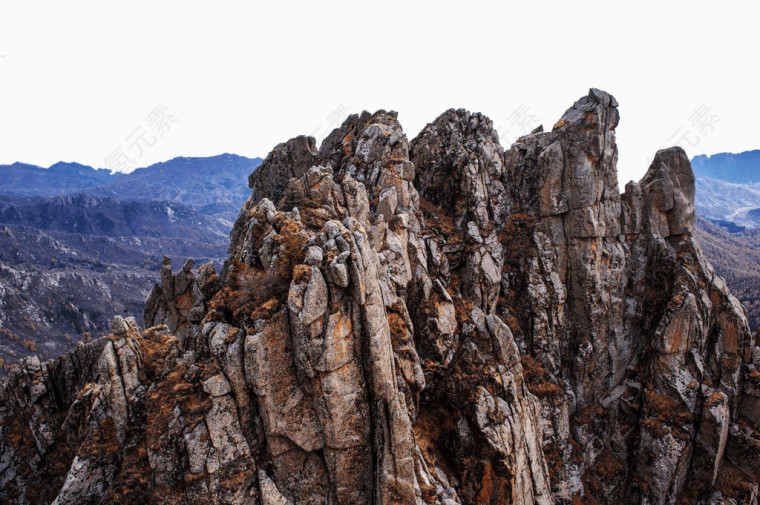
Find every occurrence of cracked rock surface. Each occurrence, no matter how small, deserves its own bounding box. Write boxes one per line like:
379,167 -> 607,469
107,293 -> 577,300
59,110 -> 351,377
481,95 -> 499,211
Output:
1,90 -> 758,504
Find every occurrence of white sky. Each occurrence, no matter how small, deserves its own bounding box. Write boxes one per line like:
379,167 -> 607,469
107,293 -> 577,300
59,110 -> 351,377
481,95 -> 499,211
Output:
0,1 -> 756,184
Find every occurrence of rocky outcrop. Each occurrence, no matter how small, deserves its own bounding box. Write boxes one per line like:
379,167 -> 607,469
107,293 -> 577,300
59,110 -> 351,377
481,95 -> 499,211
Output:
144,256 -> 222,347
1,90 -> 758,504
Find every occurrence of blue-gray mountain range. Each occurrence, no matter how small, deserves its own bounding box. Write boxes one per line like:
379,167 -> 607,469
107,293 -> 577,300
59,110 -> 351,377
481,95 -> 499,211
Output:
692,150 -> 760,230
0,154 -> 261,374
0,153 -> 261,221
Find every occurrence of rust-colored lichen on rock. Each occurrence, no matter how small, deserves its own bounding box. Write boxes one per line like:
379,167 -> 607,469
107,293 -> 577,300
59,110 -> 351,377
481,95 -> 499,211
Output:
520,354 -> 564,398
2,89 -> 758,505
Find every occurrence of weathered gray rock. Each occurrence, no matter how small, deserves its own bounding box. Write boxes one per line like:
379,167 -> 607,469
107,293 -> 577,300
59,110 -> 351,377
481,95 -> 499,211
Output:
1,90 -> 757,505
110,315 -> 129,335
304,246 -> 323,266
249,135 -> 317,205
203,374 -> 232,397
301,267 -> 328,326
412,108 -> 507,229
640,146 -> 695,237
259,470 -> 293,505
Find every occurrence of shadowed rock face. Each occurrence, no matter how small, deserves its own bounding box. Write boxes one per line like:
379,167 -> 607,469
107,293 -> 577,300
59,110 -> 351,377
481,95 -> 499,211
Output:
2,90 -> 759,505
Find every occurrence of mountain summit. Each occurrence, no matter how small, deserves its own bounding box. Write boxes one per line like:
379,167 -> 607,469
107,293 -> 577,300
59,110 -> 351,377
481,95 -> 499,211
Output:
1,90 -> 758,504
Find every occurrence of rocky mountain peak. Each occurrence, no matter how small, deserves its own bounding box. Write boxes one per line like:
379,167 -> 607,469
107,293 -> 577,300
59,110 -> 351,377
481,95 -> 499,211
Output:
2,89 -> 758,505
639,146 -> 696,236
412,107 -> 505,230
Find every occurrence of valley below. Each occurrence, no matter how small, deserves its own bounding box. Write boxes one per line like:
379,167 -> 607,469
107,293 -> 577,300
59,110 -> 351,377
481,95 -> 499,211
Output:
0,154 -> 261,374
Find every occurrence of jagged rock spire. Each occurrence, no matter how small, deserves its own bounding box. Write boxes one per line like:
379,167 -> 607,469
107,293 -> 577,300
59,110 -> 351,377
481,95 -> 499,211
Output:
1,89 -> 758,505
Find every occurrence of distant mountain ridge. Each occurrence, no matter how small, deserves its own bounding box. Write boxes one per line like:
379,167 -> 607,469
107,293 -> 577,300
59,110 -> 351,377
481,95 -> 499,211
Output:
0,193 -> 228,242
692,149 -> 760,183
89,154 -> 262,219
0,154 -> 262,220
0,161 -> 123,196
692,149 -> 760,230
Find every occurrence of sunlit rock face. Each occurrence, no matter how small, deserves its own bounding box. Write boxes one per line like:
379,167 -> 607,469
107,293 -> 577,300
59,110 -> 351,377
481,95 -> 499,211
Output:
2,90 -> 758,505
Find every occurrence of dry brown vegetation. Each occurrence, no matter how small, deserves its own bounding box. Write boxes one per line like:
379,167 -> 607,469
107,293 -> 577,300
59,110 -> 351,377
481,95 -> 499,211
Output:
272,216 -> 308,279
520,354 -> 564,398
418,195 -> 461,243
205,261 -> 289,329
641,387 -> 693,440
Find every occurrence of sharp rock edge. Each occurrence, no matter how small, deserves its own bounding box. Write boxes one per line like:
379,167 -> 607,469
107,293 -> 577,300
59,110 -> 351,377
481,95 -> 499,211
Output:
2,89 -> 759,505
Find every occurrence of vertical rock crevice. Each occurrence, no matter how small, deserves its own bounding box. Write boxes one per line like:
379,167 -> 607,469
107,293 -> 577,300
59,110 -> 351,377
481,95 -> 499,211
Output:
1,89 -> 758,505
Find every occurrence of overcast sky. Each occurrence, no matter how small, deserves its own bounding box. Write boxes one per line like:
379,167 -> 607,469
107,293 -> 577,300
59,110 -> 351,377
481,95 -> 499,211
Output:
0,1 -> 755,184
